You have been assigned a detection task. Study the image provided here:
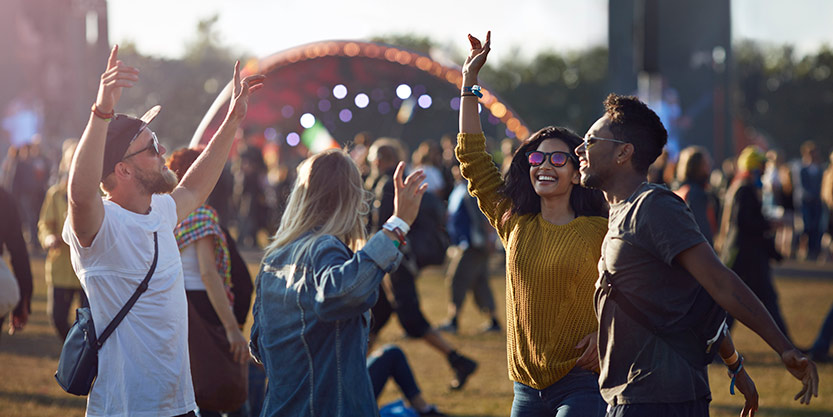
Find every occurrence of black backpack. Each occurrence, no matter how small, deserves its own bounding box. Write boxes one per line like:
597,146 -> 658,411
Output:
222,226 -> 254,326
406,192 -> 450,268
599,270 -> 728,367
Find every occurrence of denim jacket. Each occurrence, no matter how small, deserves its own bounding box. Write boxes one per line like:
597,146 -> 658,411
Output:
250,231 -> 402,417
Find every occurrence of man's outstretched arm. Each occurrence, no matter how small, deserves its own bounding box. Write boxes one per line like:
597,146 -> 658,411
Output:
171,61 -> 264,223
677,242 -> 819,404
67,45 -> 138,247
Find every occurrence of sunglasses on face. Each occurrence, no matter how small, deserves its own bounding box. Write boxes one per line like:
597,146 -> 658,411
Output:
122,130 -> 160,160
581,135 -> 628,150
526,150 -> 575,167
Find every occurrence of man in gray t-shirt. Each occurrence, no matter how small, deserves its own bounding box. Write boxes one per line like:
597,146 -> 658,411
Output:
575,94 -> 818,417
596,182 -> 710,405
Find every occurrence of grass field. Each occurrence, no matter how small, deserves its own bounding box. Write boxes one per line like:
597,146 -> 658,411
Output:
1,254 -> 831,417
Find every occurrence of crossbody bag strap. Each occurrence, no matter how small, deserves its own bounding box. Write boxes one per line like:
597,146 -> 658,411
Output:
94,232 -> 159,350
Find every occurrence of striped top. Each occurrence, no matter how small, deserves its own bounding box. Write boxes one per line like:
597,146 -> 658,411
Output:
456,132 -> 606,389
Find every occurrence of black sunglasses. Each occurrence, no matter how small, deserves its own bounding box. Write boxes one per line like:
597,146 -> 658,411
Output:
122,130 -> 160,160
526,150 -> 575,167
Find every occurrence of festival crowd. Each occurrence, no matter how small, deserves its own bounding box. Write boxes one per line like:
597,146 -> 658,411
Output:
0,32 -> 828,417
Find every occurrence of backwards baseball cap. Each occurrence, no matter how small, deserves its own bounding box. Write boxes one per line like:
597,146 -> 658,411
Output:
101,105 -> 162,178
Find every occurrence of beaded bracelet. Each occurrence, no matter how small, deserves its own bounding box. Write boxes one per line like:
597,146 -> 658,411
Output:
91,104 -> 114,121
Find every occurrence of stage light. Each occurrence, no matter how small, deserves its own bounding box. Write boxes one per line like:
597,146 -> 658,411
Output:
339,109 -> 353,122
300,113 -> 316,128
490,102 -> 507,118
450,97 -> 461,111
318,100 -> 331,112
333,84 -> 348,99
417,94 -> 432,109
264,127 -> 278,141
396,84 -> 412,100
281,105 -> 294,118
505,128 -> 515,139
354,93 -> 370,108
287,132 -> 300,147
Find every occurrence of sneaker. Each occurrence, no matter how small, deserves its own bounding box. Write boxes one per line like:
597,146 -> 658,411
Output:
437,320 -> 458,334
479,319 -> 501,334
418,405 -> 448,416
449,353 -> 478,390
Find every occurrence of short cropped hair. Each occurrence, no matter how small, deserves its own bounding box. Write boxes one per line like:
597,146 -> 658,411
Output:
603,94 -> 668,174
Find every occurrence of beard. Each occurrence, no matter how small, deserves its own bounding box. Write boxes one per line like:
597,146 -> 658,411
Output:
136,165 -> 178,194
580,171 -> 604,190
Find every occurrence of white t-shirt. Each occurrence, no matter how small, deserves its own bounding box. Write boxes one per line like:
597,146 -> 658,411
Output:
63,194 -> 196,417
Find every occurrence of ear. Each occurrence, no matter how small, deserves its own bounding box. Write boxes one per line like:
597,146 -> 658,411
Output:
114,161 -> 132,180
618,143 -> 635,165
571,169 -> 580,185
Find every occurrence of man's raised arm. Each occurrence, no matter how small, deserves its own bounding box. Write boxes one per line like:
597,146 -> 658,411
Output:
676,242 -> 819,405
67,46 -> 138,247
171,61 -> 264,222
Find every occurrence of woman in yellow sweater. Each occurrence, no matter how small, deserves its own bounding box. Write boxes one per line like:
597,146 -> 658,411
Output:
457,32 -> 608,417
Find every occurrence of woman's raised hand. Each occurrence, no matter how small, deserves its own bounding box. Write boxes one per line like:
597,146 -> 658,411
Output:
462,31 -> 491,81
392,162 -> 428,225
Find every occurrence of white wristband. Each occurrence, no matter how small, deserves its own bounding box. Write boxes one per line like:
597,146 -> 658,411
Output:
384,216 -> 410,235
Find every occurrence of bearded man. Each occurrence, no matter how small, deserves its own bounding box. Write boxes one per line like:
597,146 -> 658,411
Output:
62,45 -> 263,417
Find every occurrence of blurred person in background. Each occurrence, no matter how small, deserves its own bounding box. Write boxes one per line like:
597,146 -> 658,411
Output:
762,149 -> 796,259
169,147 -> 249,417
674,146 -> 718,245
368,344 -> 447,416
366,137 -> 479,391
0,186 -> 32,338
458,32 -> 609,417
38,139 -> 87,340
797,141 -> 824,260
818,149 -> 833,262
233,137 -> 268,249
438,164 -> 500,334
718,146 -> 790,341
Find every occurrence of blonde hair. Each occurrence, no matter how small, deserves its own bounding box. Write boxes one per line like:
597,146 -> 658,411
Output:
264,149 -> 371,275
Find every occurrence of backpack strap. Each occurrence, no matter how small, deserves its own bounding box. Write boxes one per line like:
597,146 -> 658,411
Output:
95,232 -> 159,350
601,268 -> 727,367
600,270 -> 662,335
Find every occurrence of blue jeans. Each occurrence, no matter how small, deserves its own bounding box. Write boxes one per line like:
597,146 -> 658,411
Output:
367,344 -> 421,400
511,368 -> 606,417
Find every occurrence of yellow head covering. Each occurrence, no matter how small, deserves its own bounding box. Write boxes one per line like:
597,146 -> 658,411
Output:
737,146 -> 766,172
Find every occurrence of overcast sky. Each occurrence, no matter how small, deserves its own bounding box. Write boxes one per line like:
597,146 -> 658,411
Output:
108,0 -> 832,61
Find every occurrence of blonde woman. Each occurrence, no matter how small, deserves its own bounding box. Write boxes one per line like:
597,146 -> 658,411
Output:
250,149 -> 426,416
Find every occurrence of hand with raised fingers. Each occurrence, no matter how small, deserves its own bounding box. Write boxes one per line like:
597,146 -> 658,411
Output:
574,331 -> 600,373
392,162 -> 427,226
731,366 -> 758,417
227,60 -> 266,121
462,31 -> 491,81
781,348 -> 819,405
95,45 -> 139,114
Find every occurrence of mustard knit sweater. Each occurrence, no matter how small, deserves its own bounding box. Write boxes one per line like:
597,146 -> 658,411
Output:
456,132 -> 607,390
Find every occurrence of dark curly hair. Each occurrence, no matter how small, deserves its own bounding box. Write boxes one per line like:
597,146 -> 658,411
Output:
603,94 -> 668,174
499,126 -> 607,226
